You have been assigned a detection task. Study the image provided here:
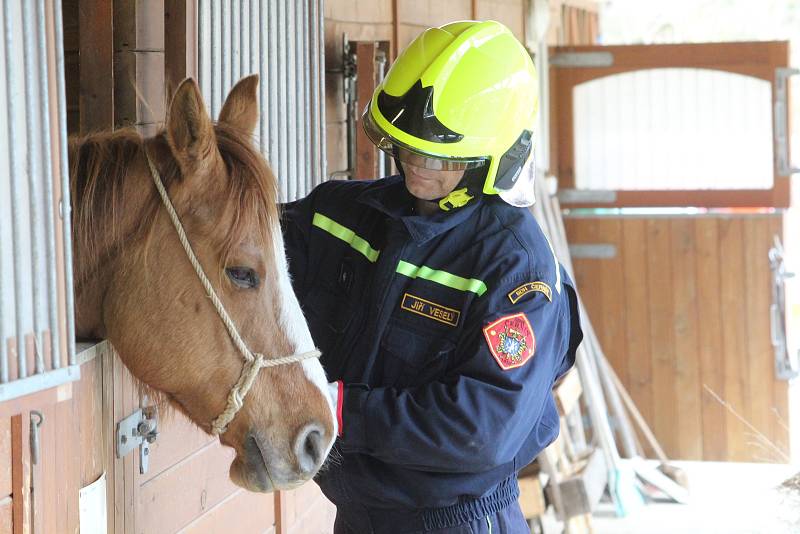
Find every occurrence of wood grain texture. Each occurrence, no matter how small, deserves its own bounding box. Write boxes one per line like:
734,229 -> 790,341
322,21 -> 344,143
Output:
718,218 -> 749,461
113,0 -> 166,130
694,218 -> 728,461
0,496 -> 11,534
620,219 -> 653,437
179,489 -> 275,534
78,0 -> 114,133
164,0 -> 197,101
669,219 -> 702,459
277,483 -> 336,534
597,219 -> 627,387
645,219 -> 679,457
475,0 -> 525,40
743,217 -> 777,461
11,414 -> 30,534
0,419 -> 11,499
354,42 -> 378,180
137,441 -> 239,534
567,215 -> 787,461
141,412 -> 215,485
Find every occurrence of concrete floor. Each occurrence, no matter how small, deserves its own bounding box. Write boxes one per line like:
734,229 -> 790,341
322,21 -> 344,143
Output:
589,461 -> 798,534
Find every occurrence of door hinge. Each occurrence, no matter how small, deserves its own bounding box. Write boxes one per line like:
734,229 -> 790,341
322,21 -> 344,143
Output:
569,244 -> 617,260
551,51 -> 614,68
116,406 -> 158,474
775,67 -> 800,176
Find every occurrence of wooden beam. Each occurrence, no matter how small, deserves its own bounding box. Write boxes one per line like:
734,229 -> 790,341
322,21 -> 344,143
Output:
354,42 -> 377,180
10,414 -> 30,534
165,0 -> 198,102
78,0 -> 114,133
392,0 -> 399,60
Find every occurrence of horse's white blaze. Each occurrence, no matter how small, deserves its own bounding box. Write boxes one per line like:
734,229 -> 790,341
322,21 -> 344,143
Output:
272,225 -> 338,442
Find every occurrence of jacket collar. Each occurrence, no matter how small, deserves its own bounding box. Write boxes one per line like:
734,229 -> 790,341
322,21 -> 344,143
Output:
356,175 -> 481,244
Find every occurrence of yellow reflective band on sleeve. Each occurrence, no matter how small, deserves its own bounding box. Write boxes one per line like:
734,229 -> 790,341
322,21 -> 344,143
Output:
312,212 -> 380,262
396,260 -> 487,296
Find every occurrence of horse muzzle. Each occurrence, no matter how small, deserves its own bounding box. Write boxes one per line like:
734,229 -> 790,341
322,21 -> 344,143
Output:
230,425 -> 328,492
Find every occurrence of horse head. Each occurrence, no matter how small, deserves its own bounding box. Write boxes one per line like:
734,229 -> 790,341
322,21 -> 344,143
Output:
71,76 -> 335,492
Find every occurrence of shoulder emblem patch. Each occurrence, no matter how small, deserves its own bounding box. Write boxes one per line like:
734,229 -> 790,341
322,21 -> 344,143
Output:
482,313 -> 536,370
508,281 -> 552,304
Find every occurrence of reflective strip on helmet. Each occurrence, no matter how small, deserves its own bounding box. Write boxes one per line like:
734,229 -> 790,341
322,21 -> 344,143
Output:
312,213 -> 381,262
396,260 -> 487,296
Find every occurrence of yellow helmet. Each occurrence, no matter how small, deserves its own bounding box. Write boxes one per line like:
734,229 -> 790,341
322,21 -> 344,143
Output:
363,20 -> 539,207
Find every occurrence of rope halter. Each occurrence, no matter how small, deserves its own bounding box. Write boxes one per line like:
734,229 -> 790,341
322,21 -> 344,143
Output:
144,149 -> 321,435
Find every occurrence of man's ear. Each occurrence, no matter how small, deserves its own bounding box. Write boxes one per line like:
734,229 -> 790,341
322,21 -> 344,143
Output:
165,78 -> 217,172
219,74 -> 260,136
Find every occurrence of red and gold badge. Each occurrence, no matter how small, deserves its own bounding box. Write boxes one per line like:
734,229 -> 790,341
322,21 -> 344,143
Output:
482,313 -> 536,370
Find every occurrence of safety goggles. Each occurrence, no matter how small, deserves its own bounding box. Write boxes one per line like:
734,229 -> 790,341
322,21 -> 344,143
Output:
363,110 -> 488,172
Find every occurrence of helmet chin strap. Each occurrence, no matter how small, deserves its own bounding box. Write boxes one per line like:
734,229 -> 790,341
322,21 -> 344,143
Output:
396,157 -> 486,213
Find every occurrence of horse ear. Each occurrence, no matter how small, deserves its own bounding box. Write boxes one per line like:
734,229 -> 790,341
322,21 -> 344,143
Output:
219,74 -> 259,135
166,78 -> 217,169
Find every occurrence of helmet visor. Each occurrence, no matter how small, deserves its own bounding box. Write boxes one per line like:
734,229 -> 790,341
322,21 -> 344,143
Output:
363,107 -> 488,171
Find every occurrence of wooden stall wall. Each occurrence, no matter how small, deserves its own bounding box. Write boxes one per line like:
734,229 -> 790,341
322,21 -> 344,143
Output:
547,0 -> 598,46
565,216 -> 790,463
58,2 -> 280,532
0,346 -> 106,534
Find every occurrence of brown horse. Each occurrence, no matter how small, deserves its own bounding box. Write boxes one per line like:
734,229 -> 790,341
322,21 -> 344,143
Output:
69,75 -> 335,492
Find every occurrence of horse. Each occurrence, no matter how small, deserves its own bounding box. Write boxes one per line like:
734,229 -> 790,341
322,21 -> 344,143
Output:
69,75 -> 335,492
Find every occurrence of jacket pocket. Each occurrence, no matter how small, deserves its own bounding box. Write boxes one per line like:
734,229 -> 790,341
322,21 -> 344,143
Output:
302,283 -> 354,355
379,321 -> 454,388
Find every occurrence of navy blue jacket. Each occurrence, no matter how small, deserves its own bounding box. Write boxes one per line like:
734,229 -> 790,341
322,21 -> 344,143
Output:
282,176 -> 582,514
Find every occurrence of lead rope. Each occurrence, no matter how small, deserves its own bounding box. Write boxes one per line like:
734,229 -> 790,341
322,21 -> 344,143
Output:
144,150 -> 321,435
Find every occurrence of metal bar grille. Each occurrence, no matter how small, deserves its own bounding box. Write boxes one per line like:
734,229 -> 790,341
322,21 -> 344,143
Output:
0,0 -> 78,401
198,0 -> 327,202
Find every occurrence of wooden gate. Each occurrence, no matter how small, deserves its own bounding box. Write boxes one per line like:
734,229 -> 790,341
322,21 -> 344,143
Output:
551,42 -> 794,462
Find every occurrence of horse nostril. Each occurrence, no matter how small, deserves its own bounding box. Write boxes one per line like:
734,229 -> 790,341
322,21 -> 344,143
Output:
295,424 -> 324,474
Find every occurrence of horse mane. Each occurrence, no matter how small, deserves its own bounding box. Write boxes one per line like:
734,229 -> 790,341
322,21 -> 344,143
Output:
69,123 -> 279,267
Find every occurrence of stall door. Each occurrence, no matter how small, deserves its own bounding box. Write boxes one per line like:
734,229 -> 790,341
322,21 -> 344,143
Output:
551,42 -> 795,462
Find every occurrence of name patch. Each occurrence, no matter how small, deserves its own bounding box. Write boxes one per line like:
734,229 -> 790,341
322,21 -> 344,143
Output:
508,281 -> 552,304
401,293 -> 460,327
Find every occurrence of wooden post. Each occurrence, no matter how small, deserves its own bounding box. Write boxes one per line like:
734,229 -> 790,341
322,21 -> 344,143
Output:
78,0 -> 114,133
165,0 -> 198,102
354,42 -> 377,180
391,0 -> 399,60
10,414 -> 30,534
113,1 -> 166,135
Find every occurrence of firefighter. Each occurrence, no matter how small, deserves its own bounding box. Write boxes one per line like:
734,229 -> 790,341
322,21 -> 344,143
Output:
283,20 -> 583,533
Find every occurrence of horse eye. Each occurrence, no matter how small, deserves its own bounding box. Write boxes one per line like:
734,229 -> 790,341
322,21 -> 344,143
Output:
225,267 -> 260,289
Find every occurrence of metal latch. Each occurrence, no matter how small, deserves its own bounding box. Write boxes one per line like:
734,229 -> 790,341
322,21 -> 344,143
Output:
769,236 -> 799,380
116,406 -> 158,474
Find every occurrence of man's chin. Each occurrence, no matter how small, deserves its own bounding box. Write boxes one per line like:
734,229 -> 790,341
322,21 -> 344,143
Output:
405,182 -> 441,202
